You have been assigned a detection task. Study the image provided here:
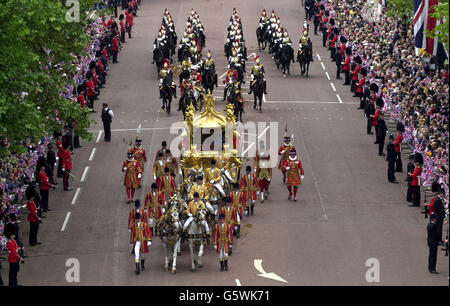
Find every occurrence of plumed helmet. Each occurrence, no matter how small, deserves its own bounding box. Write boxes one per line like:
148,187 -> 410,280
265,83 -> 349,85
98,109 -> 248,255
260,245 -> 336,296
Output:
370,83 -> 379,92
414,152 -> 423,165
376,97 -> 384,107
320,4 -> 325,10
396,122 -> 405,132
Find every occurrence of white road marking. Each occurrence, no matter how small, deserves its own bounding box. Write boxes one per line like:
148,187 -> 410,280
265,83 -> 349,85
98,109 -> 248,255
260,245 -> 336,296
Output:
336,94 -> 343,103
89,148 -> 96,161
219,71 -> 227,79
61,212 -> 71,232
325,72 -> 330,80
321,62 -> 326,70
235,279 -> 242,286
254,259 -> 288,283
265,100 -> 357,104
330,83 -> 336,92
96,130 -> 103,143
89,127 -> 173,133
71,188 -> 81,205
80,166 -> 89,182
317,53 -> 321,61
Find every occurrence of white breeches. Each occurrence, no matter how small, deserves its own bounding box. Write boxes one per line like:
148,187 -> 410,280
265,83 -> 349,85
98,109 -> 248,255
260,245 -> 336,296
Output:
134,242 -> 145,262
219,246 -> 229,261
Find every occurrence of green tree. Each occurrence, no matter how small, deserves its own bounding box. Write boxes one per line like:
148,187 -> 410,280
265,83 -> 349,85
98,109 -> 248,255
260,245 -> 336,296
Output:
0,0 -> 104,154
386,0 -> 415,18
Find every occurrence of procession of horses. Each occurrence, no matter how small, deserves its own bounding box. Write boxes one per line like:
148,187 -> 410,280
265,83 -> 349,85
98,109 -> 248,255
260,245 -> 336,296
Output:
125,7 -> 312,275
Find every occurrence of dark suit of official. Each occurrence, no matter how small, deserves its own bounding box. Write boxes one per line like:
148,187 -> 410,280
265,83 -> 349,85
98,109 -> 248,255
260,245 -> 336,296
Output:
47,148 -> 56,184
427,221 -> 441,272
377,118 -> 387,155
434,196 -> 445,242
386,142 -> 396,182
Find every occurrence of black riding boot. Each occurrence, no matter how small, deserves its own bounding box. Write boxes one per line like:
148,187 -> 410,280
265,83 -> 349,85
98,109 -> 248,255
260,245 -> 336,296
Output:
135,262 -> 140,274
220,261 -> 224,272
248,84 -> 253,95
141,259 -> 145,271
263,80 -> 267,94
237,225 -> 240,238
251,204 -> 254,216
224,260 -> 229,271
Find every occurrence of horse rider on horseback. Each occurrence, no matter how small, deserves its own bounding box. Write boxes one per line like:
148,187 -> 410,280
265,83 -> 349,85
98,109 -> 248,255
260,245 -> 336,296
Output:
223,68 -> 238,101
299,29 -> 314,62
179,55 -> 192,85
152,30 -> 167,64
248,56 -> 267,95
159,59 -> 177,99
189,40 -> 201,64
203,50 -> 215,72
259,9 -> 269,27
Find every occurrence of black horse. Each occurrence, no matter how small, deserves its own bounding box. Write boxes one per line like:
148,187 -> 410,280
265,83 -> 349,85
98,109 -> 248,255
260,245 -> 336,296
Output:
166,32 -> 177,62
201,67 -> 218,94
178,44 -> 190,63
227,87 -> 244,122
297,45 -> 312,77
279,45 -> 295,76
160,77 -> 176,114
179,88 -> 196,120
154,47 -> 166,75
256,25 -> 268,51
251,74 -> 264,112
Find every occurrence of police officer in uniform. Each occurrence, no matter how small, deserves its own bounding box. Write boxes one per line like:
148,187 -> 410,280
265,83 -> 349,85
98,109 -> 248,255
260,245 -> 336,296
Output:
102,103 -> 114,142
427,213 -> 440,274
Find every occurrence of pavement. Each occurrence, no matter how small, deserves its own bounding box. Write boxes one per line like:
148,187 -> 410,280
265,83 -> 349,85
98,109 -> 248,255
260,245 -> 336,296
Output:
8,0 -> 449,286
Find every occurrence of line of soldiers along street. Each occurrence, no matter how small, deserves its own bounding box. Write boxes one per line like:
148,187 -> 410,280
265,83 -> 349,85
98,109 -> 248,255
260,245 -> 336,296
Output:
123,127 -> 305,273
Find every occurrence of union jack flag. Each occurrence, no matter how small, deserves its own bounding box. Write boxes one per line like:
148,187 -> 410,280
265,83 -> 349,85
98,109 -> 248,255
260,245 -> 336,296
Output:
414,0 -> 448,59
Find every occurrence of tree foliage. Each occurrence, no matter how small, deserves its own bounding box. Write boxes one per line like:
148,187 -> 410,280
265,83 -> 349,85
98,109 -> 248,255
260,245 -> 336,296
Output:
429,0 -> 449,53
0,0 -> 101,154
386,0 -> 415,18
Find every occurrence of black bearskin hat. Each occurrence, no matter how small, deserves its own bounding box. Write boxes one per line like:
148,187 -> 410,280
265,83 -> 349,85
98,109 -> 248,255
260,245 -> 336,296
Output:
333,27 -> 339,35
354,56 -> 362,64
95,50 -> 102,58
370,83 -> 379,92
376,97 -> 384,108
396,122 -> 405,132
360,67 -> 367,76
320,4 -> 325,10
4,223 -> 15,238
330,18 -> 335,25
89,60 -> 97,70
345,47 -> 352,55
26,185 -> 35,200
414,152 -> 424,165
340,36 -> 348,43
431,181 -> 440,193
77,84 -> 84,94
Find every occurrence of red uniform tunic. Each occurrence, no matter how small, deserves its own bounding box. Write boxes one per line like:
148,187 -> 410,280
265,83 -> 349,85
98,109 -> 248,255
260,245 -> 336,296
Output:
120,20 -> 125,33
330,35 -> 337,48
352,65 -> 361,81
219,206 -> 239,230
180,81 -> 193,95
133,147 -> 147,171
153,159 -> 166,186
126,11 -> 134,27
159,175 -> 177,203
38,170 -> 51,191
128,208 -> 148,229
239,173 -> 259,202
356,77 -> 365,94
428,195 -> 436,215
7,239 -> 20,263
86,79 -> 95,97
27,200 -> 39,223
282,158 -> 304,187
225,70 -> 239,84
373,109 -> 380,127
410,166 -> 422,186
130,221 -> 152,254
111,36 -> 119,52
229,190 -> 246,216
145,191 -> 165,222
394,134 -> 403,153
342,57 -> 351,71
278,144 -> 295,169
61,149 -> 72,170
122,159 -> 142,188
340,44 -> 346,58
77,94 -> 86,108
213,223 -> 233,254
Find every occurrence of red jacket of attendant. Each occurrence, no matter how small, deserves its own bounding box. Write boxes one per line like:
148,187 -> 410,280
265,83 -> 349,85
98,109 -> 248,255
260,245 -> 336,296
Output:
394,134 -> 402,153
410,166 -> 422,186
373,109 -> 380,126
102,48 -> 108,59
86,79 -> 95,97
38,170 -> 51,191
77,94 -> 86,108
62,149 -> 72,170
342,57 -> 351,71
7,239 -> 20,263
352,65 -> 360,80
27,200 -> 39,223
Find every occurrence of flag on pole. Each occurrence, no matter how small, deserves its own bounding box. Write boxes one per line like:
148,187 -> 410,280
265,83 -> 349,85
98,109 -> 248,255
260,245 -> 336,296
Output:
414,0 -> 448,59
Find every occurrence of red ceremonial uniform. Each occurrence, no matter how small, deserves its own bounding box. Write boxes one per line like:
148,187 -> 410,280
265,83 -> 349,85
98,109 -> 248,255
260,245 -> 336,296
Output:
61,148 -> 72,170
122,159 -> 142,188
77,94 -> 86,108
213,223 -> 233,254
282,158 -> 304,187
180,80 -> 193,95
340,44 -> 346,58
145,191 -> 165,221
7,239 -> 21,263
239,172 -> 259,202
428,195 -> 436,214
342,57 -> 351,71
126,11 -> 134,27
159,175 -> 177,203
410,166 -> 422,186
254,150 -> 272,192
128,208 -> 148,229
130,221 -> 152,254
225,70 -> 238,84
229,190 -> 246,216
394,134 -> 403,153
356,77 -> 365,94
278,144 -> 295,169
352,65 -> 360,81
373,109 -> 380,127
111,36 -> 119,52
120,20 -> 125,33
153,159 -> 165,186
133,146 -> 147,171
27,200 -> 39,223
86,79 -> 95,97
38,170 -> 51,191
330,35 -> 337,48
219,206 -> 240,229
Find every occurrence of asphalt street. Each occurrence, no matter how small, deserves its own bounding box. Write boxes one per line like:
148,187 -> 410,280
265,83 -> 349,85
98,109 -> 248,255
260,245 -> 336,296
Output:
13,0 -> 449,286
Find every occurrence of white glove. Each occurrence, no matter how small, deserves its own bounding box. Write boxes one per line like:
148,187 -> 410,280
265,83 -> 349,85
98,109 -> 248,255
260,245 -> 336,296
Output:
138,173 -> 142,179
268,178 -> 271,181
128,229 -> 131,232
153,175 -> 156,180
214,245 -> 217,250
253,169 -> 257,173
281,150 -> 285,154
301,175 -> 304,180
188,213 -> 192,217
147,241 -> 152,246
123,167 -> 127,171
210,180 -> 214,184
129,243 -> 133,246
286,167 -> 290,170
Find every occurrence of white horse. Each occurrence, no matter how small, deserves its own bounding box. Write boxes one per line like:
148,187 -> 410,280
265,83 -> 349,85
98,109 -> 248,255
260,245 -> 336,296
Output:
183,208 -> 210,272
157,209 -> 182,274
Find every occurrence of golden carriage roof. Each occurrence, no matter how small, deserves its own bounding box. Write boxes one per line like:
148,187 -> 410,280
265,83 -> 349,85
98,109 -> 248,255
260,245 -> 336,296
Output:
191,92 -> 227,128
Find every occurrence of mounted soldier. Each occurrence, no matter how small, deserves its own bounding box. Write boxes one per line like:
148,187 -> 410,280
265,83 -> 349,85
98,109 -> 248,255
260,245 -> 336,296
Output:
201,50 -> 218,93
257,9 -> 270,51
223,68 -> 238,102
248,56 -> 267,111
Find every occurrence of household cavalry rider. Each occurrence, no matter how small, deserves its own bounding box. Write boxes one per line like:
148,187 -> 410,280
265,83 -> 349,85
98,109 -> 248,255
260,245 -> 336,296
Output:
228,48 -> 245,84
159,59 -> 177,99
248,55 -> 267,95
189,40 -> 201,64
259,9 -> 269,28
179,55 -> 193,85
299,29 -> 314,62
203,50 -> 216,72
223,68 -> 239,102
